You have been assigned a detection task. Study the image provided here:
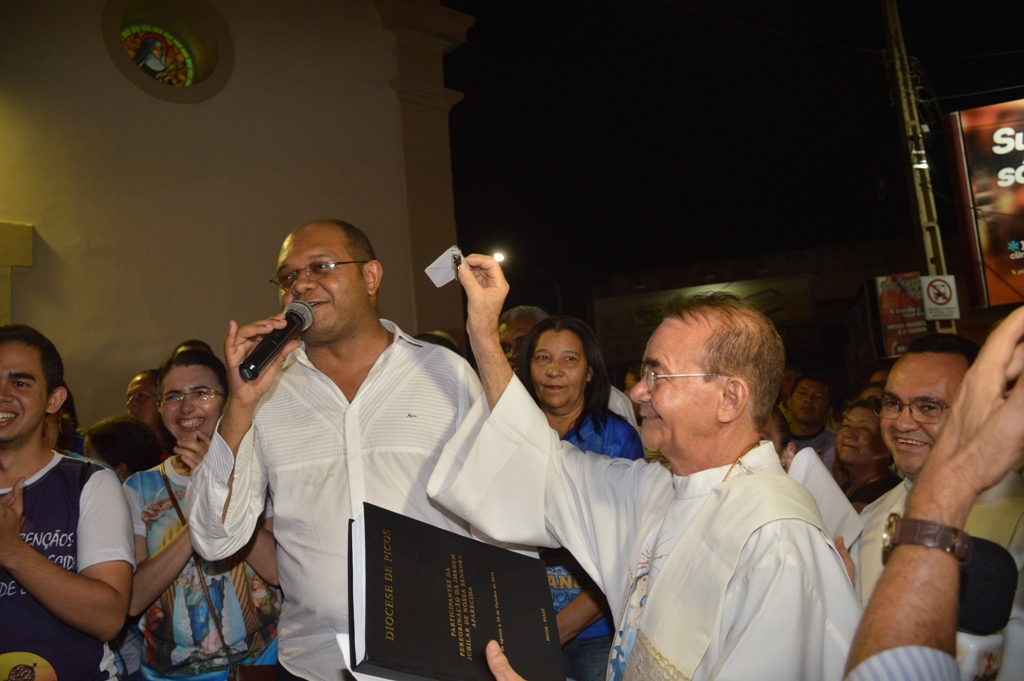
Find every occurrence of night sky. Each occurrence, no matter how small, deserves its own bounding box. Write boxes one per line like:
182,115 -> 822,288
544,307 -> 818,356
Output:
442,1 -> 1024,317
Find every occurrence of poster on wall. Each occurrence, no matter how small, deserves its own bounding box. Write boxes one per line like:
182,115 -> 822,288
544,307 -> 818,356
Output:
944,99 -> 1024,307
875,272 -> 928,357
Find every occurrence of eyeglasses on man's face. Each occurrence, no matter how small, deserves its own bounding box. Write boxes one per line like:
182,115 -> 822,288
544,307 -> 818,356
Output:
639,363 -> 731,392
869,395 -> 950,424
160,389 -> 224,407
270,260 -> 368,291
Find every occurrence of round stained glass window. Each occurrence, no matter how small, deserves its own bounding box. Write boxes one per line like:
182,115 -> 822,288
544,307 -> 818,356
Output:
122,25 -> 194,87
104,0 -> 233,103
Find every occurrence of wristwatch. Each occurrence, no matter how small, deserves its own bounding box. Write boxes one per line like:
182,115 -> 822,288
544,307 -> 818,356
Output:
882,513 -> 972,565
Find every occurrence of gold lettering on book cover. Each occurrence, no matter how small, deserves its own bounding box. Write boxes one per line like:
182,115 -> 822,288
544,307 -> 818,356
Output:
490,570 -> 505,648
444,553 -> 476,659
383,528 -> 395,640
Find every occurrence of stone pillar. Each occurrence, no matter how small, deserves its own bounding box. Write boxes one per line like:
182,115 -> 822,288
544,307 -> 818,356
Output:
375,0 -> 474,347
0,223 -> 33,324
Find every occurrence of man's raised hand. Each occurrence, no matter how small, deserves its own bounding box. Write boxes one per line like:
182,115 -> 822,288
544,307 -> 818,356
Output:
456,254 -> 515,409
218,314 -> 300,455
222,315 -> 299,411
457,254 -> 509,339
915,305 -> 1024,513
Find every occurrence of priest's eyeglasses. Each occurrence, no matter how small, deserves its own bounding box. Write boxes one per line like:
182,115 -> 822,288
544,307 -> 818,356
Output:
640,363 -> 731,392
870,395 -> 950,424
271,260 -> 369,290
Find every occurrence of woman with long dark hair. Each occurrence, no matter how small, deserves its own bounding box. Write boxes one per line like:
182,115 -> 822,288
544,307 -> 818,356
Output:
519,316 -> 643,459
519,316 -> 643,681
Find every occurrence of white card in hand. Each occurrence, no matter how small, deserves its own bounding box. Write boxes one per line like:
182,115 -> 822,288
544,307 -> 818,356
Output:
425,245 -> 464,287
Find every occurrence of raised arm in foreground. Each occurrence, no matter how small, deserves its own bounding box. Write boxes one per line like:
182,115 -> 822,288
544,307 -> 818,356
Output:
846,305 -> 1024,675
457,254 -> 514,409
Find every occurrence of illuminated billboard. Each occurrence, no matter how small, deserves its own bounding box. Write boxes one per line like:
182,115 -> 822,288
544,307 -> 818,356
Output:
945,99 -> 1024,307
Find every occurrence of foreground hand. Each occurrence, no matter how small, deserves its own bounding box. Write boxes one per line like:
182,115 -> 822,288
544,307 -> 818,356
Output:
175,431 -> 212,471
486,640 -> 525,681
915,305 -> 1024,506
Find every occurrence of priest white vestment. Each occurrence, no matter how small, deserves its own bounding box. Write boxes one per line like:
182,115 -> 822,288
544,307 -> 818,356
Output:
429,378 -> 862,680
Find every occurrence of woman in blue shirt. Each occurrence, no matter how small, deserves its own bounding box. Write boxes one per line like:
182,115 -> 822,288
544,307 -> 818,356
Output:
518,316 -> 644,681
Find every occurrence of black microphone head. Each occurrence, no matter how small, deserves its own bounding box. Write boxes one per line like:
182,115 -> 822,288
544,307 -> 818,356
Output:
284,301 -> 314,331
959,537 -> 1018,635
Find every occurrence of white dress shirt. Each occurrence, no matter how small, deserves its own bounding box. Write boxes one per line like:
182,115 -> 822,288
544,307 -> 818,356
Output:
188,321 -> 482,681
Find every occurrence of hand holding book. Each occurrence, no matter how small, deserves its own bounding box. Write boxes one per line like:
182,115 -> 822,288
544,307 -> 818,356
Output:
348,504 -> 563,681
485,640 -> 527,681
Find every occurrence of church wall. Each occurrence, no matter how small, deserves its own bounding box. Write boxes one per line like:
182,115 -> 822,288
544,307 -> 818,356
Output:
0,0 -> 417,424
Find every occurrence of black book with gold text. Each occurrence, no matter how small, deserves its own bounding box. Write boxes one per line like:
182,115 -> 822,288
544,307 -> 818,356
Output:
348,503 -> 564,681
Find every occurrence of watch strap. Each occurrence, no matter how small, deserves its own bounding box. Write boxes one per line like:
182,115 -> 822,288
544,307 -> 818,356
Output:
883,513 -> 973,564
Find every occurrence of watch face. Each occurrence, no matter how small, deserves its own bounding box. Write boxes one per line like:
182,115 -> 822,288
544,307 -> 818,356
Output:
881,513 -> 899,565
879,512 -> 971,565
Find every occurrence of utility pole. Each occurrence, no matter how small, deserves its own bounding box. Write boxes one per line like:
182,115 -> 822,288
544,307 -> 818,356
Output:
880,0 -> 956,333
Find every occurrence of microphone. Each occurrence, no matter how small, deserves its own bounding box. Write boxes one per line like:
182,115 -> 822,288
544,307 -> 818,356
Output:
956,537 -> 1018,681
239,301 -> 314,381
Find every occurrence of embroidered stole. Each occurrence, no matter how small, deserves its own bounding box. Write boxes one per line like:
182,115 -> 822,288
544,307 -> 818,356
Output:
623,473 -> 827,680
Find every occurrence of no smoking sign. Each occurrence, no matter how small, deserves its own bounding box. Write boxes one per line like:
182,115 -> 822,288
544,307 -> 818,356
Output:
920,275 -> 960,320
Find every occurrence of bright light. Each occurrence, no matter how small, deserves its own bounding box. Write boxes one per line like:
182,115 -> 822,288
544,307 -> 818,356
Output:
493,252 -> 505,262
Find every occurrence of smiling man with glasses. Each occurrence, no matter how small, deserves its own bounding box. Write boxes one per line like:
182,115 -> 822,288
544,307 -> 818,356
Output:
851,332 -> 1024,676
187,219 -> 483,681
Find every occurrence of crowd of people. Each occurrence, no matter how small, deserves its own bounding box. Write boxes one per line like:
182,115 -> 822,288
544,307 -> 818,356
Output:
1,219 -> 1023,681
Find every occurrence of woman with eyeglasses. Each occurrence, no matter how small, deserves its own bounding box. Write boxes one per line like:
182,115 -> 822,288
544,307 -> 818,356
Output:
122,351 -> 281,680
518,316 -> 644,681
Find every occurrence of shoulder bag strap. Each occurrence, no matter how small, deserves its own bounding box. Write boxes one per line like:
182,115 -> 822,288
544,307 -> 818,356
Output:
160,462 -> 237,676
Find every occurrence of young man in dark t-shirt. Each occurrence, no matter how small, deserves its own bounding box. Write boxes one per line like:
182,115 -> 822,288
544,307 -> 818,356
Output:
0,325 -> 135,679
